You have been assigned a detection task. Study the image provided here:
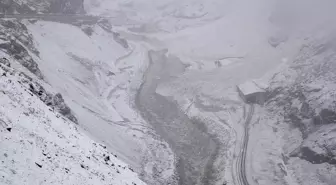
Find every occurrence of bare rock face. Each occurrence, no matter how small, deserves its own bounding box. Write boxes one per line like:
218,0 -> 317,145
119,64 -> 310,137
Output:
49,0 -> 85,14
52,93 -> 78,123
28,82 -> 78,124
0,57 -> 78,124
0,19 -> 43,78
289,124 -> 336,165
0,0 -> 35,14
0,0 -> 85,14
267,37 -> 336,165
0,58 -> 10,67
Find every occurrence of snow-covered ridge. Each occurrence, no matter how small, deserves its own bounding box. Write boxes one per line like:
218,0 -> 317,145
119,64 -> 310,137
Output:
264,36 -> 336,184
3,0 -> 336,184
0,57 -> 77,124
24,19 -> 175,184
0,59 -> 146,185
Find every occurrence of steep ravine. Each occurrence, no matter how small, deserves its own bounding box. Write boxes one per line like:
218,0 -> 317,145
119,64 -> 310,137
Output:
135,50 -> 219,185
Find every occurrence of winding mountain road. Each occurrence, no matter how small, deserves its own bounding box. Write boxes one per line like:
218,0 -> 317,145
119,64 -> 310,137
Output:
235,104 -> 254,185
2,12 -> 256,185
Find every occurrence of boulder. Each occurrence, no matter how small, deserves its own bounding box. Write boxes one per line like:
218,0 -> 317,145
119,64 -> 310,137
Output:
0,58 -> 10,67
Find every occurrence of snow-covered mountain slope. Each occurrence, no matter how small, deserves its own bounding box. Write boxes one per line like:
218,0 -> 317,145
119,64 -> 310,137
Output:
24,20 -> 175,184
102,0 -> 336,184
0,1 -> 174,184
2,0 -> 336,184
85,0 -> 230,32
26,19 -> 135,153
0,19 -> 42,78
263,36 -> 336,185
229,35 -> 336,185
0,57 -> 145,185
85,0 -> 303,88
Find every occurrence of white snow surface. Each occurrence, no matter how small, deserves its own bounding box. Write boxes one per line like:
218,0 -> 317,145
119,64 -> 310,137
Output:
1,0 -> 334,184
26,20 -> 147,162
25,20 -> 176,184
0,60 -> 146,185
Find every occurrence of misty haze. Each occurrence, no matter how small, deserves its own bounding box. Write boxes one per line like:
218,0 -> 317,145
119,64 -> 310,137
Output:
0,0 -> 336,185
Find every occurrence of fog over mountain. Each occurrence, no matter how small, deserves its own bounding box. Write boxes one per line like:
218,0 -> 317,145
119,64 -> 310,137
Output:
0,0 -> 336,185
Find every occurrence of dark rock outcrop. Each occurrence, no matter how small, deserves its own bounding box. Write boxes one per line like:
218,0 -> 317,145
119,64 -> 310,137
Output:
0,0 -> 85,14
0,40 -> 42,78
0,0 -> 34,14
28,82 -> 78,124
0,58 -> 10,67
0,19 -> 42,78
298,147 -> 336,165
314,109 -> 336,125
81,25 -> 94,36
113,32 -> 129,49
35,162 -> 42,168
267,38 -> 336,165
49,0 -> 85,14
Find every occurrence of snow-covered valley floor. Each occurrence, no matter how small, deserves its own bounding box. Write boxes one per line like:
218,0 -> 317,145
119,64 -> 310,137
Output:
1,0 -> 336,184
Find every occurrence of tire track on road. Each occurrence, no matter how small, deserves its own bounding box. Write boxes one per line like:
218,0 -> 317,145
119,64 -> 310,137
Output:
235,104 -> 254,185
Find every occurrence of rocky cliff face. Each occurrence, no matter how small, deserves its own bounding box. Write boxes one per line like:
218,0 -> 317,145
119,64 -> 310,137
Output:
267,36 -> 336,165
0,0 -> 85,14
0,1 -> 148,184
0,19 -> 43,78
0,0 -> 87,125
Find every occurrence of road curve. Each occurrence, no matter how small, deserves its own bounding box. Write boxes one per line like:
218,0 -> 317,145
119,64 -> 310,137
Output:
235,104 -> 254,185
